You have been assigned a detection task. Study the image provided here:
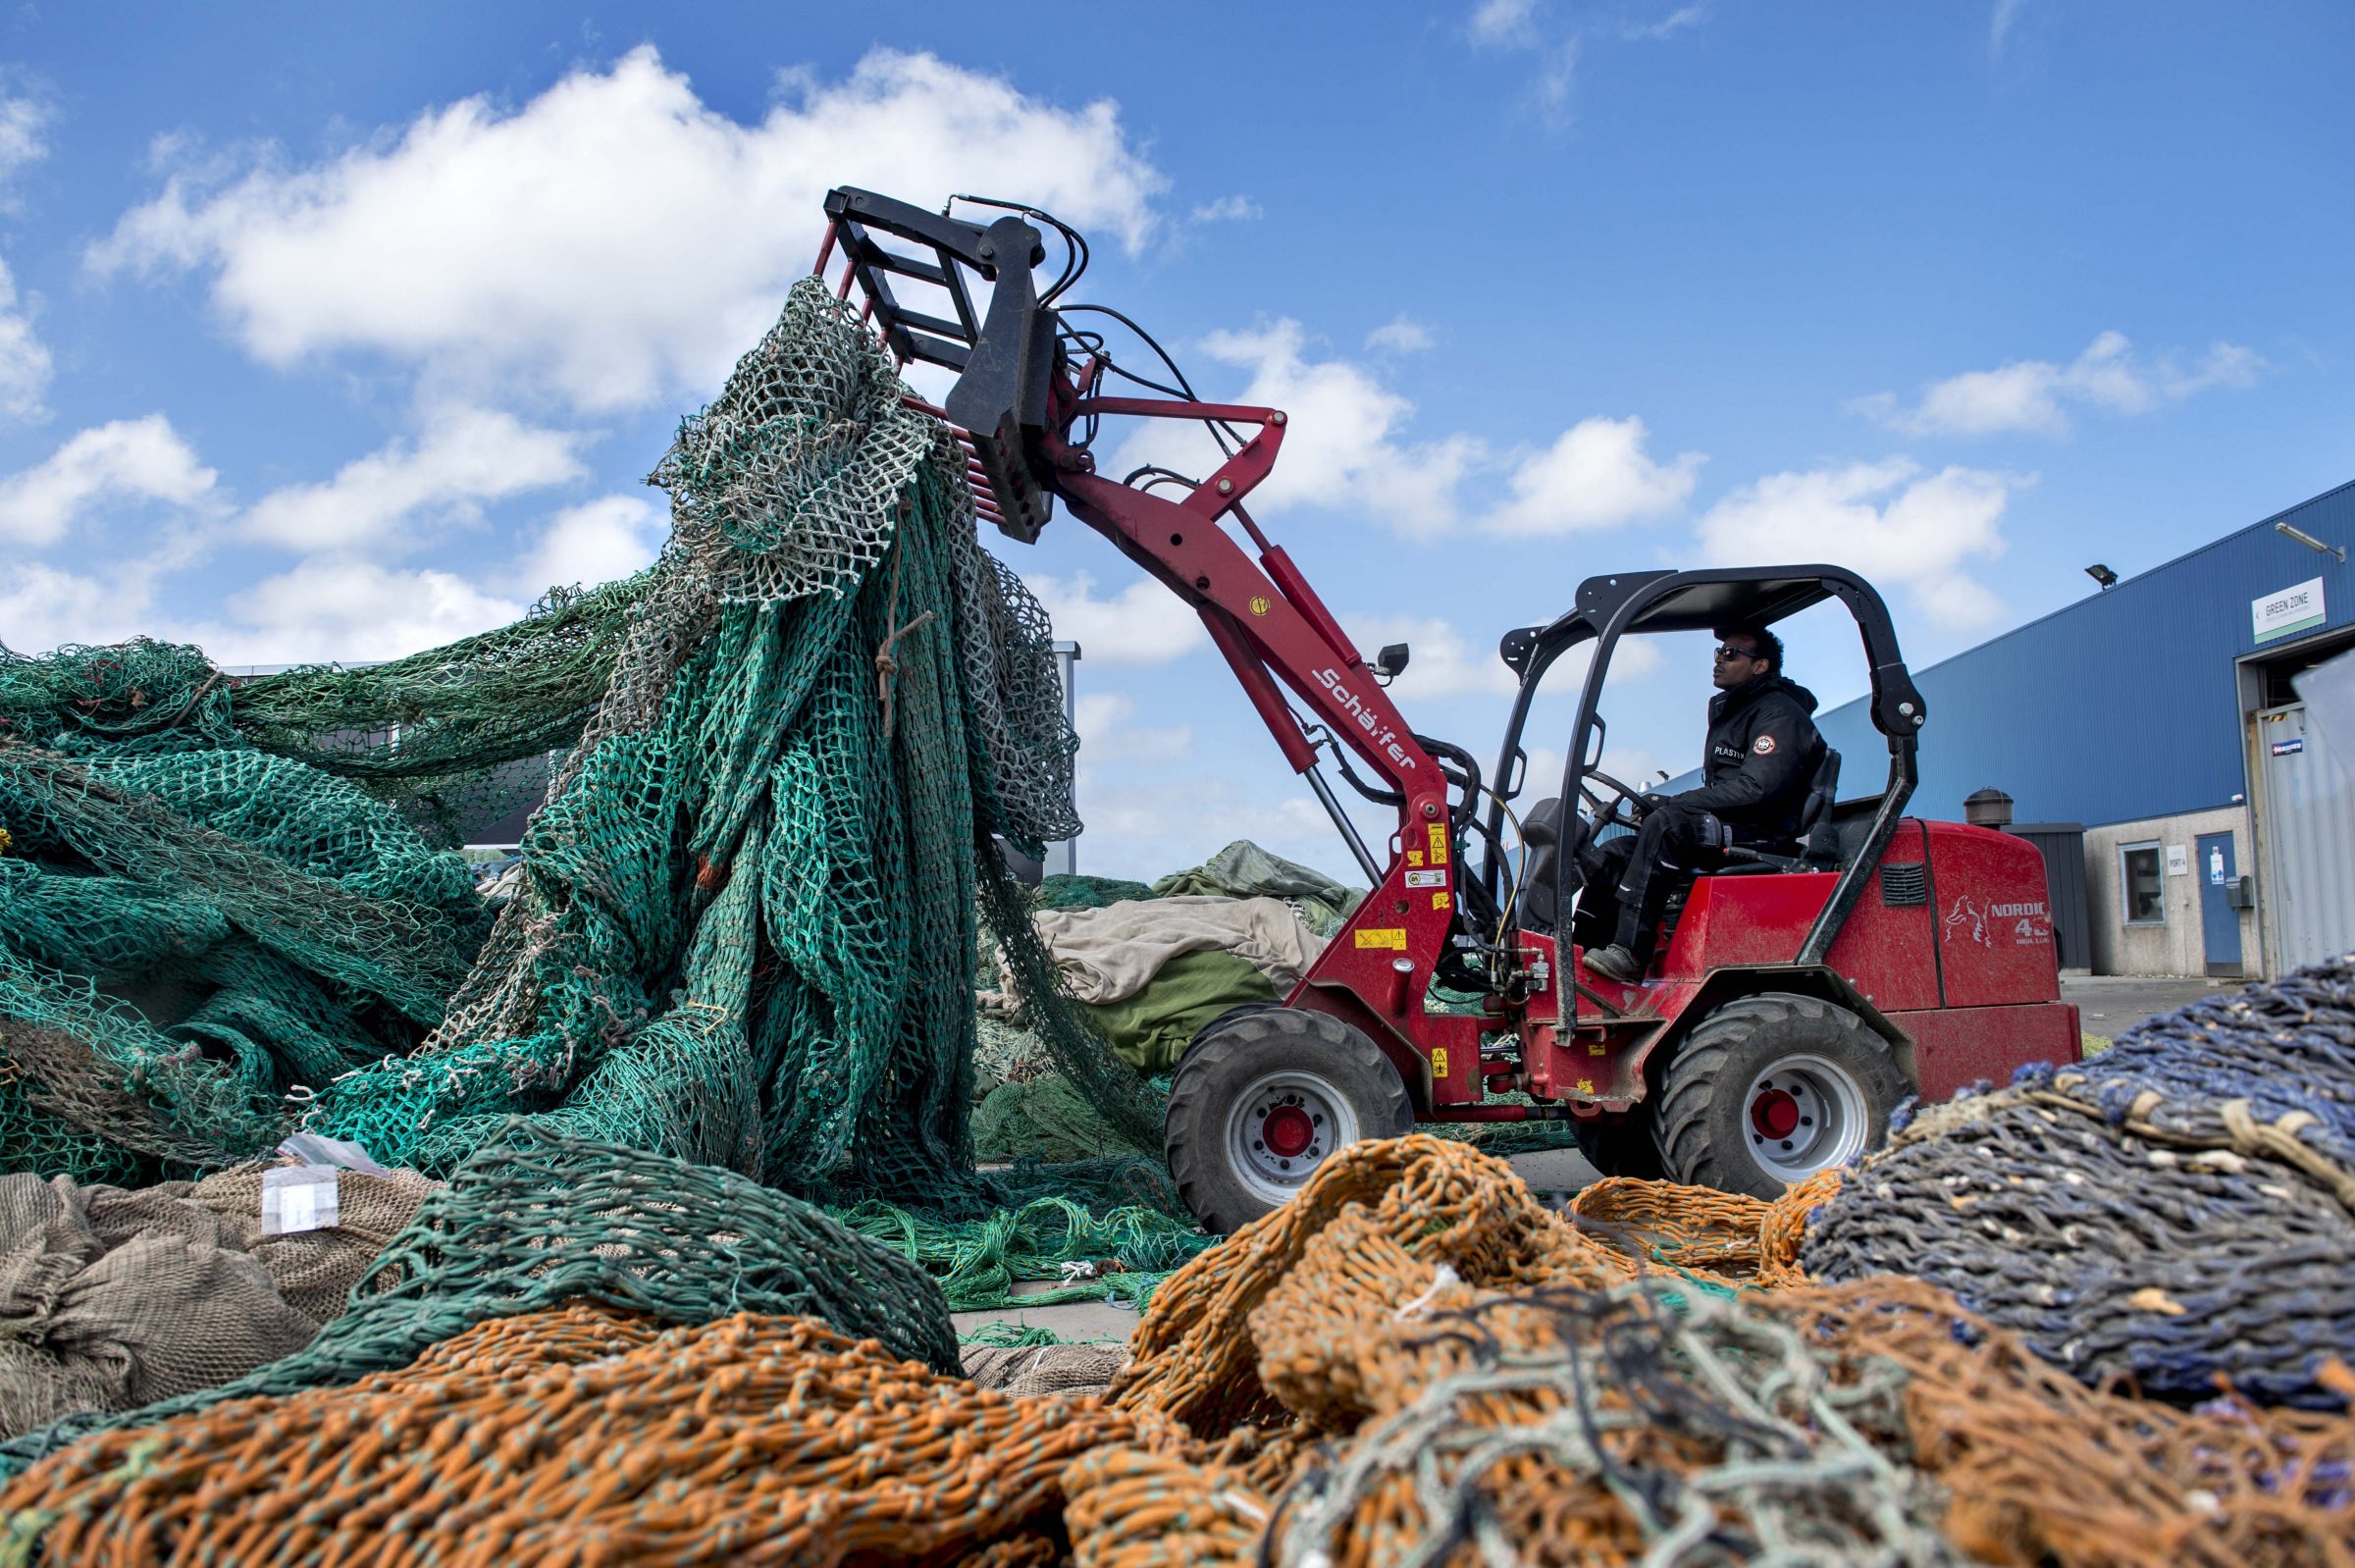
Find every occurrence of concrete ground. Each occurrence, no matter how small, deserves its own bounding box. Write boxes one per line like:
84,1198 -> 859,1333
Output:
2062,973 -> 2237,1043
961,980 -> 2227,1343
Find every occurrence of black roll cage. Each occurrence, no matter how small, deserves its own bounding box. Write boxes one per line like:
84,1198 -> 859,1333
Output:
1482,565 -> 1926,967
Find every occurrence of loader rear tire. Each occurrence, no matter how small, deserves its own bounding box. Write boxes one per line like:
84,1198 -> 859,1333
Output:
1650,992 -> 1904,1199
1164,1008 -> 1413,1235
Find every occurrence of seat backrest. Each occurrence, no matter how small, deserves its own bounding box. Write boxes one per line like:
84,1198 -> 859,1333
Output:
1797,747 -> 1842,864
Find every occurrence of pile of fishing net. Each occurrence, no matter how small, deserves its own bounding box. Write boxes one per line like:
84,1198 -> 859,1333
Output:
0,587 -> 640,1187
0,277 -> 1166,1226
10,1135 -> 2342,1567
1806,951 -> 2355,1407
0,1122 -> 960,1477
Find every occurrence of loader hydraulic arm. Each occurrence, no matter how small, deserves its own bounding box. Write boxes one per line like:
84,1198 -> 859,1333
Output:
818,188 -> 1499,1085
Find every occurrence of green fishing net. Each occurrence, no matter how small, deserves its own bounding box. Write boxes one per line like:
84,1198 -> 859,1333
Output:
0,278 -> 1159,1221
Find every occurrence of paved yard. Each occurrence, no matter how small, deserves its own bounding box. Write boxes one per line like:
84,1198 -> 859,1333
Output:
2063,973 -> 2237,1043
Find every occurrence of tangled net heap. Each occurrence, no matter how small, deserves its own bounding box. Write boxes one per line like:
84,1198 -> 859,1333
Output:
1075,1138 -> 2355,1568
0,1161 -> 436,1440
0,583 -> 644,1186
0,1302 -> 1137,1568
0,1123 -> 960,1476
3,1136 -> 2349,1566
301,278 -> 1150,1199
1806,952 -> 2355,1407
0,277 -> 1163,1218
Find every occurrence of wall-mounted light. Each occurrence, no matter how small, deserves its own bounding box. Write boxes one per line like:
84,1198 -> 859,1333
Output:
2276,520 -> 2347,563
2084,563 -> 2119,590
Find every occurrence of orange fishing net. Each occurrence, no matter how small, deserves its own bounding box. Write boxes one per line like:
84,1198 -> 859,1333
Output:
0,1300 -> 1147,1566
1109,1135 -> 1825,1437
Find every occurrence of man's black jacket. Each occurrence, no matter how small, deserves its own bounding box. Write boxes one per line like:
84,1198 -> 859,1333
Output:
1675,673 -> 1823,843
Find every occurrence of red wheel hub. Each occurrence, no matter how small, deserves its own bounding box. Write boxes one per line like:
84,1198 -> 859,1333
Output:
1263,1104 -> 1315,1159
1751,1087 -> 1801,1140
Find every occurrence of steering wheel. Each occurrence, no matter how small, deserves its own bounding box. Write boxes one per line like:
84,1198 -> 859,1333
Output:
1577,766 -> 1656,833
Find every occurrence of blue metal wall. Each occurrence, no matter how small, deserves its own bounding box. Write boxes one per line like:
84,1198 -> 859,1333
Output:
1812,481 -> 2355,828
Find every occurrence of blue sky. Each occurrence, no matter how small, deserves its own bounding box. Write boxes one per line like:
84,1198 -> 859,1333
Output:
0,2 -> 2348,877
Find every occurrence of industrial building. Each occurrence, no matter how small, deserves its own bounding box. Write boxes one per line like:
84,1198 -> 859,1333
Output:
1807,479 -> 2354,980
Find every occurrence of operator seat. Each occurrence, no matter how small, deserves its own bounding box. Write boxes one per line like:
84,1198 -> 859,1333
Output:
1702,745 -> 1843,874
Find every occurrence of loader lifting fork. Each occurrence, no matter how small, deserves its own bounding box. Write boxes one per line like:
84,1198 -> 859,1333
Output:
818,187 -> 2081,1232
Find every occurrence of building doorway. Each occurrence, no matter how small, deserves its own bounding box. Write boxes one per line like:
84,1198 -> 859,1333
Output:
2193,830 -> 2241,977
2254,702 -> 2355,971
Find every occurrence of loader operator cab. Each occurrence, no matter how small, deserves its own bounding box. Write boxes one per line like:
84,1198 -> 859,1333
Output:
1482,566 -> 1928,972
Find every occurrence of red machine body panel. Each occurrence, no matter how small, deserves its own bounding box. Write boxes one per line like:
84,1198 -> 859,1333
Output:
1897,1002 -> 2081,1101
1504,818 -> 2079,1113
1922,821 -> 2063,1008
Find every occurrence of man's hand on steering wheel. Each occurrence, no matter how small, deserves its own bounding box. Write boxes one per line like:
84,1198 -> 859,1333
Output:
1577,766 -> 1660,832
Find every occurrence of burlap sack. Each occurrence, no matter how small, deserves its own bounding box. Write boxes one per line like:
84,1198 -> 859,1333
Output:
0,1163 -> 439,1438
0,1174 -> 316,1437
189,1165 -> 439,1321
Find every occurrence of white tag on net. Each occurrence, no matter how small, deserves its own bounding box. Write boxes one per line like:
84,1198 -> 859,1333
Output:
260,1166 -> 341,1236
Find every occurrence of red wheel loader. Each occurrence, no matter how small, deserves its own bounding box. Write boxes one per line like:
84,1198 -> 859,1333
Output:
816,188 -> 2080,1233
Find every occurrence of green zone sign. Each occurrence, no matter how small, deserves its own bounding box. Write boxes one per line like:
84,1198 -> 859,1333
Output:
2252,577 -> 2327,644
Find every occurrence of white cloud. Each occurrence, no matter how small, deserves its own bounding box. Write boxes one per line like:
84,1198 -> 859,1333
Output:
1467,1 -> 1701,119
1114,320 -> 1695,543
0,562 -> 149,653
186,558 -> 527,665
510,494 -> 666,596
0,92 -> 55,420
1121,319 -> 1485,540
0,416 -> 217,546
1991,0 -> 2030,54
1073,691 -> 1192,772
1860,331 -> 2264,440
1470,0 -> 1542,45
1623,6 -> 1707,40
0,90 -> 48,185
1347,614 -> 1519,700
1073,770 -> 1350,882
1695,458 -> 2021,631
242,406 -> 587,553
92,47 -> 1165,412
1190,194 -> 1261,223
1024,570 -> 1207,664
1365,314 -> 1435,354
1487,415 -> 1702,536
0,258 -> 51,420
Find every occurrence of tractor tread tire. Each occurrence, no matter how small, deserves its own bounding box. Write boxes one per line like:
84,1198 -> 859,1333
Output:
1650,992 -> 1905,1198
1165,1008 -> 1413,1236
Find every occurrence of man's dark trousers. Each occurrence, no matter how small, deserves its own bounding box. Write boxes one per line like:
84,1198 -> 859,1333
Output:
1586,801 -> 1732,964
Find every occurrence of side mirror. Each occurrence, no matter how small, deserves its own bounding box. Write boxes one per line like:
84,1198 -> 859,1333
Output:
1376,643 -> 1411,682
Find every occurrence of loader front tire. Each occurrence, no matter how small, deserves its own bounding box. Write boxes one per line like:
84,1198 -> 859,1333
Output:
1164,1008 -> 1413,1235
1650,992 -> 1904,1198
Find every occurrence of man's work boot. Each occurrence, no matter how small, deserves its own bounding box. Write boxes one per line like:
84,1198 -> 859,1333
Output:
1583,943 -> 1643,984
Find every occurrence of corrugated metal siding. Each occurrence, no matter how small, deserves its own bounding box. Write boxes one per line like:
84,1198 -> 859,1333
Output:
1812,481 -> 2355,827
2257,704 -> 2355,968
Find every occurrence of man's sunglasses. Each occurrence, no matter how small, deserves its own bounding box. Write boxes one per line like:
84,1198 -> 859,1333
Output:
1712,645 -> 1761,661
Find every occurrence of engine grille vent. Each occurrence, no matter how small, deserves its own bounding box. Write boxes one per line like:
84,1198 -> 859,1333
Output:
1879,862 -> 1929,906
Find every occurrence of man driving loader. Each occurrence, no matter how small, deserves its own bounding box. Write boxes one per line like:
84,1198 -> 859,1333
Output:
1579,625 -> 1823,982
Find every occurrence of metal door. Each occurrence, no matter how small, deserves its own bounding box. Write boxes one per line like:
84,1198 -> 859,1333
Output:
2194,831 -> 2240,976
2255,704 -> 2355,971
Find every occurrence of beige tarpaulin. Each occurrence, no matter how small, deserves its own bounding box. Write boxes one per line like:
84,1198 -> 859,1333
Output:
1010,895 -> 1327,1006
